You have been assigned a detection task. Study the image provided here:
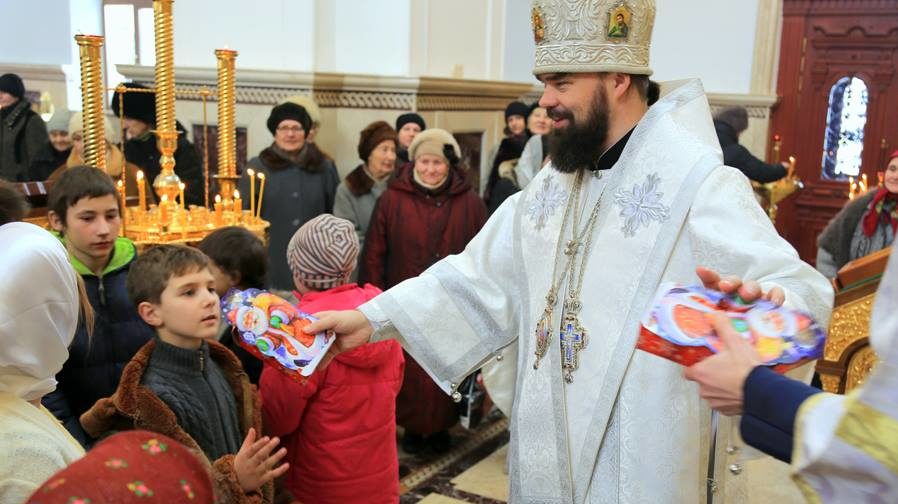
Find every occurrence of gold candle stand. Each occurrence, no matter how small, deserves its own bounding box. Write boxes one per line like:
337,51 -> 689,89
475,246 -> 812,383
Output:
214,48 -> 240,202
75,34 -> 107,172
151,0 -> 181,210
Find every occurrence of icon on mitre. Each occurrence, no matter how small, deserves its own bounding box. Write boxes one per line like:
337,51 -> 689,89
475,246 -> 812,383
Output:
607,5 -> 631,40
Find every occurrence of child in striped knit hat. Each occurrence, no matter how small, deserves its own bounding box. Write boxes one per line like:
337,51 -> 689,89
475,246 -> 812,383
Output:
259,214 -> 405,504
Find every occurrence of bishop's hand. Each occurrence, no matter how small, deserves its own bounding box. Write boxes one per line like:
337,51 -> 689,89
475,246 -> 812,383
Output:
695,266 -> 785,306
304,310 -> 373,369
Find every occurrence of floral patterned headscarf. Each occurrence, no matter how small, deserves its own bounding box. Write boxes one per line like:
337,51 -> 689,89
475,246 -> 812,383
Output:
26,431 -> 214,503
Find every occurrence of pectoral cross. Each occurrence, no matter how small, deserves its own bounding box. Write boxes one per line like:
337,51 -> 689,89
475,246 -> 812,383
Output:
560,316 -> 587,383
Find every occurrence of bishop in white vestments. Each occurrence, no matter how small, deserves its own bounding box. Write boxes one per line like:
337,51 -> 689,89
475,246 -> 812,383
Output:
306,1 -> 834,502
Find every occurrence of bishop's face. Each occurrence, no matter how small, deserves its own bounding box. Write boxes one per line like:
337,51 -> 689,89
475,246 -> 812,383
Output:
539,73 -> 610,173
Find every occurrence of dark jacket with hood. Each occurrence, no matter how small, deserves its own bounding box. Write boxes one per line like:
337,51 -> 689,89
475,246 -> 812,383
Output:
0,99 -> 48,182
80,339 -> 273,504
714,119 -> 787,183
123,121 -> 206,205
238,143 -> 339,290
359,164 -> 487,290
42,236 -> 155,447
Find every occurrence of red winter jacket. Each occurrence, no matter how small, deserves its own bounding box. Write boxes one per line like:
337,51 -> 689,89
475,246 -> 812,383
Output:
260,283 -> 404,504
359,165 -> 487,289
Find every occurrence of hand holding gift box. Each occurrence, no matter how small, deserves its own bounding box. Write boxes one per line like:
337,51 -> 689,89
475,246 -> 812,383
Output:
221,288 -> 335,380
637,283 -> 825,371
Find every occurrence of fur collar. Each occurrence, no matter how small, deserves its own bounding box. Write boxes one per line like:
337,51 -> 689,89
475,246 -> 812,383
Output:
79,338 -> 256,456
344,164 -> 376,196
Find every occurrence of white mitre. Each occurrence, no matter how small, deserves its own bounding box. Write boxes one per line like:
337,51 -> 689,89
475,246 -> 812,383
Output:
531,0 -> 656,76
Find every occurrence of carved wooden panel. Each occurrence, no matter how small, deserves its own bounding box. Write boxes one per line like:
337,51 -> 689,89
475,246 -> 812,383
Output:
771,1 -> 898,262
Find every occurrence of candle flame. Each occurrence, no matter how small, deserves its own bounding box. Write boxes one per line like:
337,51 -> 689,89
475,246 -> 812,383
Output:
215,194 -> 222,203
247,168 -> 255,177
234,189 -> 240,199
136,170 -> 144,180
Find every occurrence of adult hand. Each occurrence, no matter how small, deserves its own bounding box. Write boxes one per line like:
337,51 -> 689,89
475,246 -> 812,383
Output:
684,313 -> 763,415
304,310 -> 374,369
234,428 -> 289,493
696,266 -> 785,306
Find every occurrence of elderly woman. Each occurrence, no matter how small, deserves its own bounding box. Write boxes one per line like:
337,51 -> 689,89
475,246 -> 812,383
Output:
360,128 -> 486,454
394,113 -> 425,166
817,150 -> 898,278
333,121 -> 397,252
240,102 -> 339,290
0,222 -> 88,501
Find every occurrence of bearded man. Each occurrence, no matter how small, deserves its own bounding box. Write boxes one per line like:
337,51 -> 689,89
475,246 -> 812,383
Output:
306,1 -> 833,502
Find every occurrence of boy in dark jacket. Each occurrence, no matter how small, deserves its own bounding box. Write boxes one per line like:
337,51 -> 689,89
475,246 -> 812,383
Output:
81,244 -> 288,503
43,165 -> 155,446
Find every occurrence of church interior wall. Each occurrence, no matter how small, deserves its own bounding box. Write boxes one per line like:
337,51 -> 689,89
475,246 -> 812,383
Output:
2,0 -> 784,181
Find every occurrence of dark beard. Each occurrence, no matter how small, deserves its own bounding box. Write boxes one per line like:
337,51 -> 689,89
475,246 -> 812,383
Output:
546,86 -> 610,173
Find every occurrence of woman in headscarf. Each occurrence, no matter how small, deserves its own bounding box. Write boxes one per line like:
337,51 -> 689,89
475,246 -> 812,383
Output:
816,150 -> 898,278
0,222 -> 89,502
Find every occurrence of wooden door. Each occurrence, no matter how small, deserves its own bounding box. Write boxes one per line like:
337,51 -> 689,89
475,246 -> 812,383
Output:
770,0 -> 898,263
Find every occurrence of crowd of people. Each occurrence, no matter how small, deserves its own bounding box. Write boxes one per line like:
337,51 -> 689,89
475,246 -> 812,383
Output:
1,0 -> 897,501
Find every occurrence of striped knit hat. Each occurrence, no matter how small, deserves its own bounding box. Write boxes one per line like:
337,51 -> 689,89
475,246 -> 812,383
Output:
286,214 -> 359,290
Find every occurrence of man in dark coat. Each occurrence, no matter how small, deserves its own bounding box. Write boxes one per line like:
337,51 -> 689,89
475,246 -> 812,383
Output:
111,82 -> 206,205
0,73 -> 49,181
714,106 -> 788,183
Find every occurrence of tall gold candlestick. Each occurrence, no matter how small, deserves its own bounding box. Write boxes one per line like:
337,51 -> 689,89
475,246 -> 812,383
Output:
151,0 -> 181,204
75,34 -> 107,172
179,182 -> 186,210
255,173 -> 266,219
214,48 -> 239,200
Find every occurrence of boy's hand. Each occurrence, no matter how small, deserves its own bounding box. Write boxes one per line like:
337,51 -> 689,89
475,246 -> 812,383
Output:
684,313 -> 763,416
304,310 -> 374,369
234,428 -> 289,493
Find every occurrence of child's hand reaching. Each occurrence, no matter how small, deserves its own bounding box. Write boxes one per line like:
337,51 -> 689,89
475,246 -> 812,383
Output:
234,428 -> 290,493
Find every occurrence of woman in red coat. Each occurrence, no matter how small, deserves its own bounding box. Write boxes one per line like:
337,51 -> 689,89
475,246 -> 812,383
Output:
359,128 -> 487,453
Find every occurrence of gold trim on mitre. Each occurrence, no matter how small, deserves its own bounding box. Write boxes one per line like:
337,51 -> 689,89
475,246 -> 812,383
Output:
532,0 -> 655,76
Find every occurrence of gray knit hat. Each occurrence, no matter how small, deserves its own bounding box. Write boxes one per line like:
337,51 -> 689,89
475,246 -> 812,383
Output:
286,214 -> 359,290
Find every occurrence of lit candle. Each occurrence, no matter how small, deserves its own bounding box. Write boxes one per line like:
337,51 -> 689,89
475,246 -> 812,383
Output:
256,173 -> 266,219
136,170 -> 146,210
215,194 -> 223,226
160,195 -> 169,225
179,182 -> 186,210
861,173 -> 868,192
116,179 -> 126,209
247,168 -> 255,220
233,189 -> 242,223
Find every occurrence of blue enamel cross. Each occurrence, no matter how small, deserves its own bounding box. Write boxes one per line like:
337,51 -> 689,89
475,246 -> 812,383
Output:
560,319 -> 586,383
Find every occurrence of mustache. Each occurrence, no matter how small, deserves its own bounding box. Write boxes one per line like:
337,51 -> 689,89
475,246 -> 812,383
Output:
547,107 -> 573,122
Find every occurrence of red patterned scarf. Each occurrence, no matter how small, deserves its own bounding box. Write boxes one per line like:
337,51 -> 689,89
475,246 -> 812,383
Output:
862,187 -> 898,237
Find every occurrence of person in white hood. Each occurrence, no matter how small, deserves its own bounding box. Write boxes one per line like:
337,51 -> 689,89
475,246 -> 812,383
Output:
0,222 -> 87,503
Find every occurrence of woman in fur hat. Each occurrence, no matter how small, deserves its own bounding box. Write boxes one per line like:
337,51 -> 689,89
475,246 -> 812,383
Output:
238,102 -> 339,291
333,121 -> 397,255
359,128 -> 486,454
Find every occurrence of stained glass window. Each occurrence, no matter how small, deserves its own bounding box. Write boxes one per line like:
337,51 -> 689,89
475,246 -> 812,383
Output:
821,76 -> 869,179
